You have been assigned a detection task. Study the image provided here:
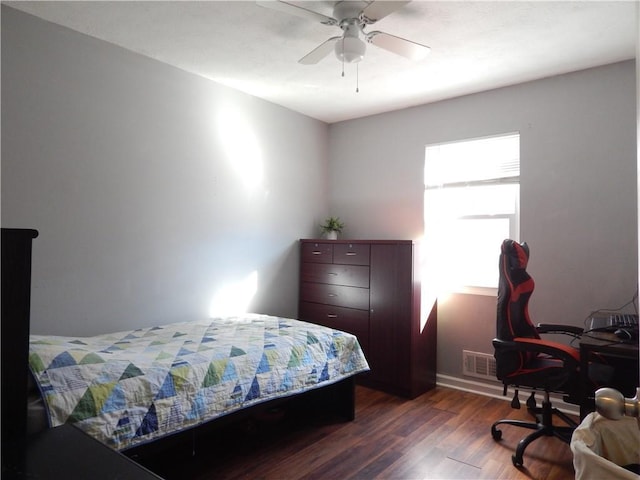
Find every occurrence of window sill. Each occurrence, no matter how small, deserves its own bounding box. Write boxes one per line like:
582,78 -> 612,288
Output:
447,285 -> 498,297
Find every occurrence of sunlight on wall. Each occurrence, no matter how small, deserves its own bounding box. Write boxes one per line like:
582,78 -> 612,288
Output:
416,235 -> 437,333
209,270 -> 258,317
217,106 -> 264,192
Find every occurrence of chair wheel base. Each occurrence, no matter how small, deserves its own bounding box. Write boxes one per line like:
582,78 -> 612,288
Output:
490,403 -> 576,469
512,454 -> 524,468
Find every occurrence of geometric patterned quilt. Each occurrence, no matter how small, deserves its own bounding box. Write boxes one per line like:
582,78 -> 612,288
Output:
28,314 -> 370,451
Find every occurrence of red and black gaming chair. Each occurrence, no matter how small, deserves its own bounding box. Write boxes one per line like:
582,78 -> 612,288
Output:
491,239 -> 585,468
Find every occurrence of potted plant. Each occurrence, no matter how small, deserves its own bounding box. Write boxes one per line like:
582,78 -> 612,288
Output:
320,216 -> 344,240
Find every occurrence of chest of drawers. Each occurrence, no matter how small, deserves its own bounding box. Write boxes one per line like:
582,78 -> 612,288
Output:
298,239 -> 437,398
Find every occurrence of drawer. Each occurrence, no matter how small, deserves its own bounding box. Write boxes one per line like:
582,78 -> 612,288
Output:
300,282 -> 369,311
333,243 -> 370,265
301,263 -> 370,288
301,242 -> 333,263
299,302 -> 369,352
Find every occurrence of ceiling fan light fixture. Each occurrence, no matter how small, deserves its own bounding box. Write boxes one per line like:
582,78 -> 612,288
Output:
335,36 -> 366,63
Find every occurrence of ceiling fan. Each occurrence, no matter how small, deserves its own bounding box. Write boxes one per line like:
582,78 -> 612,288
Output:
257,1 -> 431,65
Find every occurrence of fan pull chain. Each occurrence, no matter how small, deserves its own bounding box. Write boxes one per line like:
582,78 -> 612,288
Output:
356,63 -> 359,93
341,38 -> 345,77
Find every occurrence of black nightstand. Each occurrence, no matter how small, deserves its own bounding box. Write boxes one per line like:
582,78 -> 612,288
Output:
2,424 -> 164,479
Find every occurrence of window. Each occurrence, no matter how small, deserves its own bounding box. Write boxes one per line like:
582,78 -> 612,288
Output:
424,133 -> 520,294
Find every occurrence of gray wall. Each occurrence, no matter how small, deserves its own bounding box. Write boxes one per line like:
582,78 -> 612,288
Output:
328,61 -> 638,378
637,3 -> 640,354
2,7 -> 329,336
2,6 -> 637,385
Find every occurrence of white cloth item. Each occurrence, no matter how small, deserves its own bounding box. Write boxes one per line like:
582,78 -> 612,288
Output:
571,412 -> 640,480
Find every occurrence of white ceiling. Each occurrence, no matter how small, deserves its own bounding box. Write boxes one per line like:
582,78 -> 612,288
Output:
5,1 -> 638,123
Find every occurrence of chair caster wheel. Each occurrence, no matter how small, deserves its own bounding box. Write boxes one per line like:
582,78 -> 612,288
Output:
512,454 -> 523,468
491,427 -> 502,441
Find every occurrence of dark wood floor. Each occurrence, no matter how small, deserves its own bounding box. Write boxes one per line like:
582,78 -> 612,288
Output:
138,385 -> 576,480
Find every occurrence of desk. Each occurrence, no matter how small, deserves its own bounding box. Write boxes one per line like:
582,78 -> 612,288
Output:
2,424 -> 163,479
579,331 -> 639,419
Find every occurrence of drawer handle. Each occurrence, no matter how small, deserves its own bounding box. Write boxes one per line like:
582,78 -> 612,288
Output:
312,251 -> 323,255
327,314 -> 338,318
345,252 -> 357,256
328,293 -> 337,297
327,272 -> 338,276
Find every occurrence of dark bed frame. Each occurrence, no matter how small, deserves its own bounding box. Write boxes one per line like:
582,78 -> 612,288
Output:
123,374 -> 357,463
2,228 -> 39,472
2,228 -> 359,471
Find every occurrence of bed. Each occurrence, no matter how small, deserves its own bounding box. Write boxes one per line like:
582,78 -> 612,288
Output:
27,313 -> 369,453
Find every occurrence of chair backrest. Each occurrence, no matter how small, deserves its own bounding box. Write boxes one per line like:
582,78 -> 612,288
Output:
495,239 -> 540,378
496,239 -> 539,341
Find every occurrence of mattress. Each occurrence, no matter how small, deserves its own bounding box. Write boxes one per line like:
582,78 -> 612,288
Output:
28,313 -> 369,450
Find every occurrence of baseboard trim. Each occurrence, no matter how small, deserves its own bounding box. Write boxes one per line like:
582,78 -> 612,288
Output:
436,374 -> 580,417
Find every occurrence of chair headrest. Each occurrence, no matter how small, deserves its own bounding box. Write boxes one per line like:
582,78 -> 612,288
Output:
502,239 -> 529,269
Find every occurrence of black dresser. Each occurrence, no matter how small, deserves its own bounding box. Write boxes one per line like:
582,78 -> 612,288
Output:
298,239 -> 437,398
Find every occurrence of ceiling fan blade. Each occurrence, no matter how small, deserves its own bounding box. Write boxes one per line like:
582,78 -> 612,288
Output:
256,1 -> 337,26
361,1 -> 412,23
366,31 -> 430,61
298,36 -> 341,64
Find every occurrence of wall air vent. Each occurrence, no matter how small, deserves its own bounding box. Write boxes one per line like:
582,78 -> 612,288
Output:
462,350 -> 497,381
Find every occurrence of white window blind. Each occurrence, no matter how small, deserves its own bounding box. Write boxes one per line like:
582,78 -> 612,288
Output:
424,133 -> 520,188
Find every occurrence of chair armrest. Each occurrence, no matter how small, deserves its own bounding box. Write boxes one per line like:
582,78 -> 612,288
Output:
493,337 -> 580,368
536,323 -> 583,336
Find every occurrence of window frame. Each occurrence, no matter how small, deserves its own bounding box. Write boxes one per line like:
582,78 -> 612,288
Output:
424,133 -> 520,296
